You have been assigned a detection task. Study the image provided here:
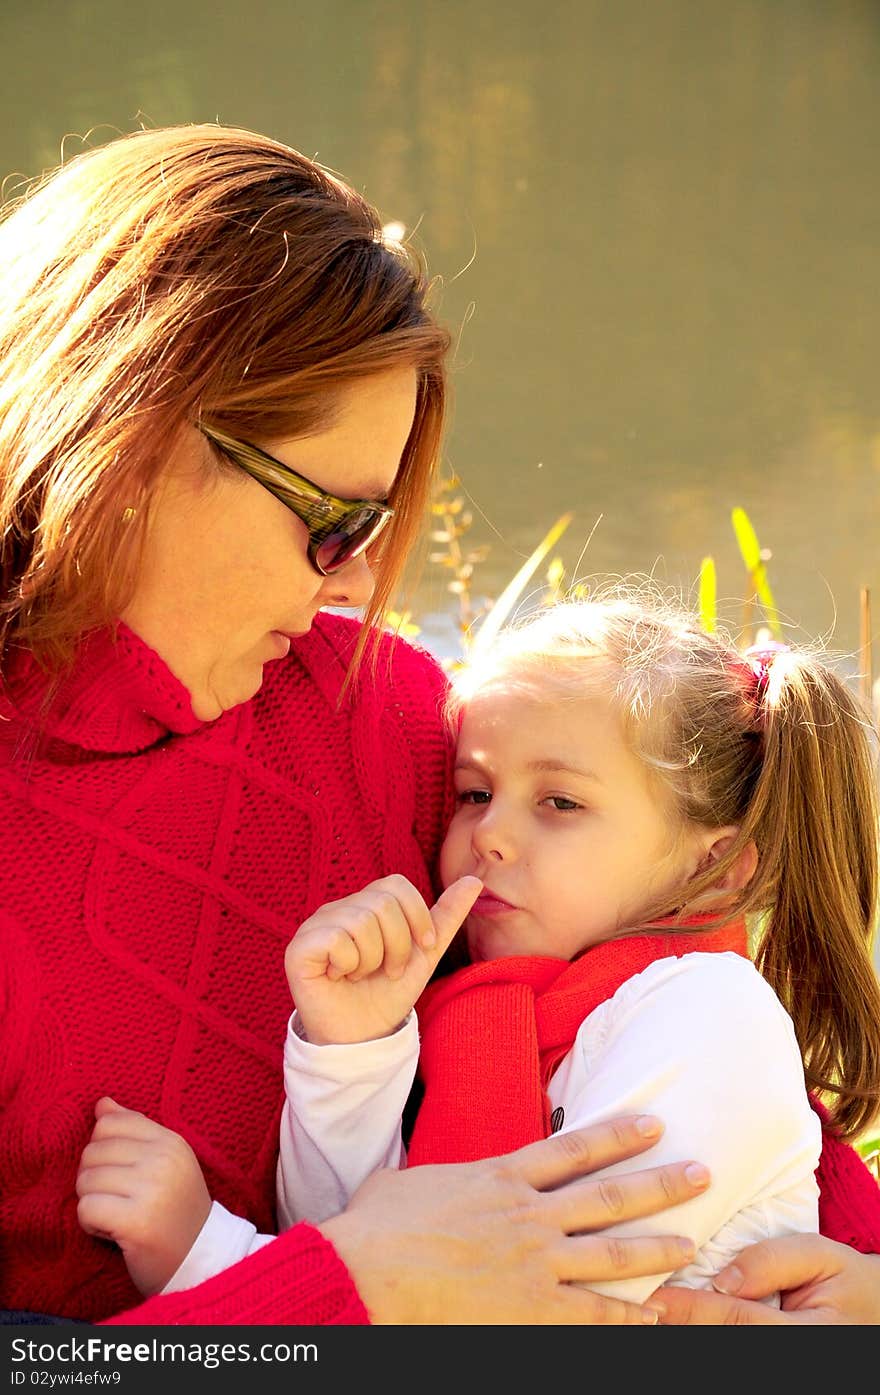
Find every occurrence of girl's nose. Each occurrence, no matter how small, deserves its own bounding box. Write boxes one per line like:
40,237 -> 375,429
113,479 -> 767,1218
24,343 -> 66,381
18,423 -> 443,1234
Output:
471,806 -> 515,863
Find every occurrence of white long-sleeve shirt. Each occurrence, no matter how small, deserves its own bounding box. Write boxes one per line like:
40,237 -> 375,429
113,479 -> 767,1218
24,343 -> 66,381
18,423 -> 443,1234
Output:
165,951 -> 821,1304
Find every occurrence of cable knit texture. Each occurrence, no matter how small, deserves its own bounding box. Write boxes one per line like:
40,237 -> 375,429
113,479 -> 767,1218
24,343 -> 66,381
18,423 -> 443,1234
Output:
0,614 -> 453,1323
810,1098 -> 880,1254
102,1225 -> 368,1326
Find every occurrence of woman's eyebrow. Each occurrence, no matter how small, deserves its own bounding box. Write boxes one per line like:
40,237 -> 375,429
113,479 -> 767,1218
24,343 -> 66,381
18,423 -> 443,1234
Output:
352,480 -> 392,502
329,480 -> 392,503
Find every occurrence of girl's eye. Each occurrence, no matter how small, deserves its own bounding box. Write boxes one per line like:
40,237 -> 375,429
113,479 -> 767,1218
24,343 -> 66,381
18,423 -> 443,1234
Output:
544,796 -> 582,812
458,789 -> 491,805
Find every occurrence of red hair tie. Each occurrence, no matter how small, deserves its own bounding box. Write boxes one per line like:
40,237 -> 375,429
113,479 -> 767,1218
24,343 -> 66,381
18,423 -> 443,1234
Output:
743,640 -> 790,699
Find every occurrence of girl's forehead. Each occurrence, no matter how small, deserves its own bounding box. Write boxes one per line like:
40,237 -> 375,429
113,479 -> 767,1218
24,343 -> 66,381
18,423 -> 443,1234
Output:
457,685 -> 623,750
461,677 -> 612,715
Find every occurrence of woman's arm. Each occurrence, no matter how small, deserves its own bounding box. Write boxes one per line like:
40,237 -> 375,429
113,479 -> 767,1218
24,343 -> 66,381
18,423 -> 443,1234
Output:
649,1236 -> 880,1324
101,1115 -> 710,1325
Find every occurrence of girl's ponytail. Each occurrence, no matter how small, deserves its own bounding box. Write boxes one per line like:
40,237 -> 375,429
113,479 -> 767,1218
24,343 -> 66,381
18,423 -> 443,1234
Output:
745,653 -> 880,1138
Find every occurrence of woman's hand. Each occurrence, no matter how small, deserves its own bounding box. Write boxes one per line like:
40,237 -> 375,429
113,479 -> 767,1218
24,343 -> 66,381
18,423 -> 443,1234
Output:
648,1234 -> 880,1324
285,874 -> 481,1045
76,1097 -> 212,1297
319,1113 -> 711,1324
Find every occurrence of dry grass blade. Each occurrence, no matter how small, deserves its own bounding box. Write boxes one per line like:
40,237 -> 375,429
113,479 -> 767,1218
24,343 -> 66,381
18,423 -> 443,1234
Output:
469,512 -> 573,657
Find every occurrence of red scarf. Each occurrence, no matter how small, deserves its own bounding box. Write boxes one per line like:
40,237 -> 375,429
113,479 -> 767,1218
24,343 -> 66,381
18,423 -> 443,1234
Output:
409,920 -> 880,1254
410,920 -> 747,1163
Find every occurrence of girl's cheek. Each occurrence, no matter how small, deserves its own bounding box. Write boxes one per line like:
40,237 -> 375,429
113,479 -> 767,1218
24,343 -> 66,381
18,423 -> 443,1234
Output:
437,825 -> 459,888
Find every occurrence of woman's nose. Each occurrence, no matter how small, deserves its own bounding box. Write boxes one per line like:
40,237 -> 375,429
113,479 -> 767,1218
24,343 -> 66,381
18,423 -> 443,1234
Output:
319,553 -> 375,609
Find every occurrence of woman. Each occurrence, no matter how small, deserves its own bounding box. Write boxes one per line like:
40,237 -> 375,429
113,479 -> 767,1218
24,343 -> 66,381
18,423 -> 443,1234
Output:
0,123 -> 875,1326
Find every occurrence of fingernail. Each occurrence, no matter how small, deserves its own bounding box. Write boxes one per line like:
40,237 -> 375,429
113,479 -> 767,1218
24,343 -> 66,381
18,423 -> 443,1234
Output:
677,1239 -> 696,1262
684,1163 -> 710,1188
713,1265 -> 743,1294
640,1305 -> 660,1324
421,931 -> 436,949
635,1115 -> 662,1137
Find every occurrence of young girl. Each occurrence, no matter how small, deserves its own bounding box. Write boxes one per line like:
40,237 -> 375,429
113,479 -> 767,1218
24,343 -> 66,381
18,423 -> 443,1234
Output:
77,590 -> 880,1303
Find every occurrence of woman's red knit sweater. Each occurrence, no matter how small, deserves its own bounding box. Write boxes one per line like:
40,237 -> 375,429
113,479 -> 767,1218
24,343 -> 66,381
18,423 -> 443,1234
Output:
0,614 -> 454,1324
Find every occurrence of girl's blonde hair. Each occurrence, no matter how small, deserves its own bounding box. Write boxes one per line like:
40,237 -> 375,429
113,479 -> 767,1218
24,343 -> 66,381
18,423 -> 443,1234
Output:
0,124 -> 450,673
450,586 -> 880,1138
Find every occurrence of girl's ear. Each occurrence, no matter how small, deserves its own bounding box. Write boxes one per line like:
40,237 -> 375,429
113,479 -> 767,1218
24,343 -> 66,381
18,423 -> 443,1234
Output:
698,829 -> 759,893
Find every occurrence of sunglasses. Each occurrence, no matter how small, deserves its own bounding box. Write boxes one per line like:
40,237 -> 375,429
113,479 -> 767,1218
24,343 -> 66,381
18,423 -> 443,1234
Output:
200,424 -> 395,576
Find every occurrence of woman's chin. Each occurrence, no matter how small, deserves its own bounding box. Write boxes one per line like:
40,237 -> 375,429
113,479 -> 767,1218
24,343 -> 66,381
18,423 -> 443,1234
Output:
190,690 -> 226,722
191,665 -> 265,721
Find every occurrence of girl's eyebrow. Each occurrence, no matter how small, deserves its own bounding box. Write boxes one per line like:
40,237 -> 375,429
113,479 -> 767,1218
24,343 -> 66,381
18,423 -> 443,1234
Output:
454,754 -> 604,783
526,758 -> 604,782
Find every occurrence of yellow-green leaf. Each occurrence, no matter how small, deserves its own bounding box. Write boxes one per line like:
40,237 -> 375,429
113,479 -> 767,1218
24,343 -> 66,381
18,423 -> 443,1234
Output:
698,556 -> 717,633
383,610 -> 420,638
731,507 -> 782,640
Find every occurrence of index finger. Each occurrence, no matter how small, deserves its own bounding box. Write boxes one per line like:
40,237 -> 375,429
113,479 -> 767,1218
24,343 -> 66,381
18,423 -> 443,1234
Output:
507,1115 -> 670,1191
427,876 -> 483,951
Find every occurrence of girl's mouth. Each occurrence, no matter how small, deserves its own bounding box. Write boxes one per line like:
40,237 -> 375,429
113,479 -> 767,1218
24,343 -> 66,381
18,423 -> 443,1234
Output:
471,891 -> 517,916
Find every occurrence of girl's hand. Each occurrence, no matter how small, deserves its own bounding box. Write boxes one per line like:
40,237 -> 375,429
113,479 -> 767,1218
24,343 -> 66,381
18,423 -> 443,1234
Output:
648,1234 -> 880,1324
76,1096 -> 212,1296
285,873 -> 482,1045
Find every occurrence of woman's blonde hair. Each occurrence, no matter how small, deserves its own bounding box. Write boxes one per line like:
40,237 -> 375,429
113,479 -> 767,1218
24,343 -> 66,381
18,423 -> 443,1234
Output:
0,124 -> 450,672
450,585 -> 880,1138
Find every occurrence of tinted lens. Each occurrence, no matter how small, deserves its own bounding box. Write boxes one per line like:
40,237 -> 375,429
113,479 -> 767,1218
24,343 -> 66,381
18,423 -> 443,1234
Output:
313,507 -> 391,574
